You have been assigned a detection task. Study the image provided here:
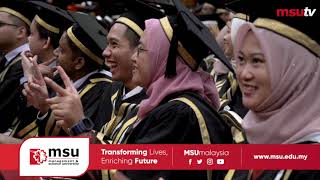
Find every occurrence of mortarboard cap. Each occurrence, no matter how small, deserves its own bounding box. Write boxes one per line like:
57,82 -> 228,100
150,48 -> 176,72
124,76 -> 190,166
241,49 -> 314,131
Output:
29,1 -> 74,35
115,0 -> 165,37
67,12 -> 107,65
0,0 -> 37,27
248,0 -> 319,57
157,0 -> 234,77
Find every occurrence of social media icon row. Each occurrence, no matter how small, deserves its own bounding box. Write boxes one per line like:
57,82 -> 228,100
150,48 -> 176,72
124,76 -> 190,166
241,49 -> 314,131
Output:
188,158 -> 224,165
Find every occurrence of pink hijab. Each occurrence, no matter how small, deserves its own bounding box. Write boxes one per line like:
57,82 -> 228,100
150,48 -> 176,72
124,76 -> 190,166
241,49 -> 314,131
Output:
214,24 -> 230,75
234,23 -> 320,144
137,19 -> 220,119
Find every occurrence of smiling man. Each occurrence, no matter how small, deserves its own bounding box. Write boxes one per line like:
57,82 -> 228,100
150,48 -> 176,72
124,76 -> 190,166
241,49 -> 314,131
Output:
64,3 -> 164,144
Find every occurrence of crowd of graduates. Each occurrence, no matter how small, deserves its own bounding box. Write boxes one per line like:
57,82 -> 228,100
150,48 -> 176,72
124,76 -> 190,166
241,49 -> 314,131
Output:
0,0 -> 319,179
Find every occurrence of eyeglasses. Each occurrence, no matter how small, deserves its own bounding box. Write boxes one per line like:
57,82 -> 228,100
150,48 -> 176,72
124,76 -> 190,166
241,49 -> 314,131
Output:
137,45 -> 148,57
0,21 -> 19,28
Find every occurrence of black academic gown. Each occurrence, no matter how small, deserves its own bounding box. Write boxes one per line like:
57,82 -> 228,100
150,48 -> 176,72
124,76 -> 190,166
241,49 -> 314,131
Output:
216,72 -> 248,118
0,54 -> 25,133
37,72 -> 113,136
97,81 -> 147,144
117,91 -> 233,180
10,107 -> 39,139
8,60 -> 58,139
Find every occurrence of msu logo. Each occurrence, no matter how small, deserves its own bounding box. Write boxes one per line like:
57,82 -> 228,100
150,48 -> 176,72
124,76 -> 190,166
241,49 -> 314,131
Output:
30,149 -> 47,165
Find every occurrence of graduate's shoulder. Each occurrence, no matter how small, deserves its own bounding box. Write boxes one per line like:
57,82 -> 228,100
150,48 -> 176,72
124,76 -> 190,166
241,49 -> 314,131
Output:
148,91 -> 216,122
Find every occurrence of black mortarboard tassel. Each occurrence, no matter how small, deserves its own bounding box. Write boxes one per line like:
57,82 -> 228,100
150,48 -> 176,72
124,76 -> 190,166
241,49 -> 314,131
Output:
158,0 -> 234,77
165,15 -> 181,78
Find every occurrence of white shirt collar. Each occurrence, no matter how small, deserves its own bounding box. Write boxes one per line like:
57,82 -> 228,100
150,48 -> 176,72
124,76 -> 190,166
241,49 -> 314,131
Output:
73,70 -> 98,90
73,70 -> 112,90
122,86 -> 144,100
98,69 -> 112,78
4,43 -> 30,65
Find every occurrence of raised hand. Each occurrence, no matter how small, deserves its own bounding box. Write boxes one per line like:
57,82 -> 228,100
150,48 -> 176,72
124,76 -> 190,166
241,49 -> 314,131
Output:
22,51 -> 57,79
21,51 -> 36,79
45,66 -> 84,129
39,57 -> 56,79
22,60 -> 49,113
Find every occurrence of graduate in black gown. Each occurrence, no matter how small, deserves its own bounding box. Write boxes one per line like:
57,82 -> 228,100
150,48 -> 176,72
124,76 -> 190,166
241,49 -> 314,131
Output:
3,1 -> 74,139
225,0 -> 320,179
96,3 -> 165,144
112,0 -> 234,179
209,13 -> 250,144
24,12 -> 113,137
0,0 -> 37,133
214,22 -> 248,118
40,1 -> 164,144
210,2 -> 249,118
